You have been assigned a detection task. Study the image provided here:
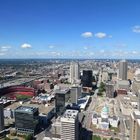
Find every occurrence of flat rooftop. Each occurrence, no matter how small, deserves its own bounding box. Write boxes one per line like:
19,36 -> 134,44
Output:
62,109 -> 78,120
117,80 -> 129,85
55,89 -> 70,94
6,100 -> 55,115
134,110 -> 140,116
15,106 -> 38,113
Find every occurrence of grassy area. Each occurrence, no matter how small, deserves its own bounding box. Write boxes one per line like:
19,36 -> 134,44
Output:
92,135 -> 101,140
92,135 -> 120,140
16,94 -> 31,100
109,126 -> 119,133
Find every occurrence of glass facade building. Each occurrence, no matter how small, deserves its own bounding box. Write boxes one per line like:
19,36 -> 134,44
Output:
15,106 -> 39,135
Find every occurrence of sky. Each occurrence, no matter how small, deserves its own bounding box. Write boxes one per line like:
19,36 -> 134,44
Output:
0,0 -> 140,59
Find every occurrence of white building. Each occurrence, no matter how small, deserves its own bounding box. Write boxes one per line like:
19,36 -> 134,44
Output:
70,62 -> 80,84
61,109 -> 79,140
92,105 -> 119,130
117,80 -> 130,91
134,69 -> 140,82
70,86 -> 82,104
109,116 -> 120,128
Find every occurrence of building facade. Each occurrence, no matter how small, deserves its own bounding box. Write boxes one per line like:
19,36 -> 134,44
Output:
70,86 -> 82,104
130,111 -> 140,140
82,70 -> 93,87
15,106 -> 39,135
106,82 -> 115,98
61,109 -> 79,140
55,89 -> 70,116
0,103 -> 4,131
70,62 -> 80,84
118,60 -> 127,80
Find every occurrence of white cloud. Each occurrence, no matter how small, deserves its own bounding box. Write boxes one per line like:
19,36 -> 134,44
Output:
132,25 -> 140,33
0,46 -> 11,53
132,51 -> 138,54
114,43 -> 127,48
21,43 -> 32,49
83,46 -> 88,50
81,32 -> 93,38
1,46 -> 11,49
48,45 -> 55,49
95,32 -> 107,38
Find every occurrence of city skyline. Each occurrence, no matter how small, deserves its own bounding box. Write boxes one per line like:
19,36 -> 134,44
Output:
0,0 -> 140,59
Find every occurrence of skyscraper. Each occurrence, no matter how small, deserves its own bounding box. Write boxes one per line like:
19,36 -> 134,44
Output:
130,111 -> 140,140
70,86 -> 82,104
118,60 -> 127,80
70,62 -> 80,84
61,109 -> 79,140
55,89 -> 70,116
106,82 -> 115,98
82,70 -> 93,87
15,106 -> 39,135
0,103 -> 4,131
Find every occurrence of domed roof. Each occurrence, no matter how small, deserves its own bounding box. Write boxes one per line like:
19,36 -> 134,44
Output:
102,105 -> 109,113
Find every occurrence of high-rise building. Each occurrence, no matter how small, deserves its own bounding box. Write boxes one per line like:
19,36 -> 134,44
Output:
82,70 -> 93,87
0,103 -> 4,131
15,106 -> 39,135
70,62 -> 80,84
70,86 -> 82,104
118,60 -> 127,80
138,91 -> 140,112
130,111 -> 140,140
61,109 -> 79,140
106,82 -> 115,98
55,89 -> 70,116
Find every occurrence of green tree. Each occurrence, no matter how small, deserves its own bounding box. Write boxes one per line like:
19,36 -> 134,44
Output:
98,82 -> 106,96
24,134 -> 33,140
92,135 -> 101,140
4,138 -> 11,140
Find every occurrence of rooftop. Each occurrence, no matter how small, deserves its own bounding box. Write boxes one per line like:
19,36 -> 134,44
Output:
15,106 -> 38,113
132,110 -> 140,120
62,109 -> 78,120
55,89 -> 70,94
137,119 -> 140,126
117,80 -> 129,85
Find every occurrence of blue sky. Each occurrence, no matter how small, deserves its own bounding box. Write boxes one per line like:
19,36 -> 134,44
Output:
0,0 -> 140,59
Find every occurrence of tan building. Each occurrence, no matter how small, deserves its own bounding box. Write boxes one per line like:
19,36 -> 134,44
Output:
130,111 -> 140,140
69,62 -> 80,84
118,60 -> 127,80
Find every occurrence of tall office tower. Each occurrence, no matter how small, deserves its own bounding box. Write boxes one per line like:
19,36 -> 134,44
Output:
0,103 -> 4,131
61,109 -> 79,140
106,82 -> 115,98
70,86 -> 82,104
130,111 -> 140,140
15,106 -> 39,135
138,90 -> 140,112
118,60 -> 127,80
70,62 -> 80,84
82,70 -> 93,87
55,89 -> 70,116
